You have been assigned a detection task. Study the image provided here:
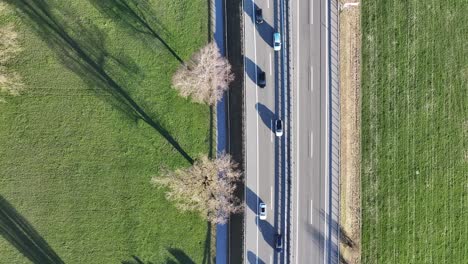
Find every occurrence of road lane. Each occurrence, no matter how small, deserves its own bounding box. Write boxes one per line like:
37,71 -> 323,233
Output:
291,0 -> 327,263
244,0 -> 278,262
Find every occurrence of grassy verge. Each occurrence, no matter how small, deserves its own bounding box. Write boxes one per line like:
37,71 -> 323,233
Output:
361,0 -> 467,263
0,0 -> 212,263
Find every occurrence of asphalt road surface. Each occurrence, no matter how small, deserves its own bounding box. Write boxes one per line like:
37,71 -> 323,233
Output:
243,0 -> 282,263
290,0 -> 329,263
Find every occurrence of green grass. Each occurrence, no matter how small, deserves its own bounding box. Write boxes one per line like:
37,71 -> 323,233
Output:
361,0 -> 467,263
0,0 -> 212,263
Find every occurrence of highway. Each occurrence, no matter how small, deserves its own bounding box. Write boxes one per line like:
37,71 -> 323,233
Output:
290,0 -> 328,262
243,0 -> 337,262
243,0 -> 282,263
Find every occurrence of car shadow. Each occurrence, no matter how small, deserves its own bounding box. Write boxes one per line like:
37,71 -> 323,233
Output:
245,57 -> 264,87
255,102 -> 275,131
243,0 -> 275,47
245,187 -> 276,249
247,251 -> 266,264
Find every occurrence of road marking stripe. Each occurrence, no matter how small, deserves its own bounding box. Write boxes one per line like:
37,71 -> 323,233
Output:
310,0 -> 314,24
252,1 -> 259,262
295,0 -> 300,262
271,186 -> 274,210
310,66 -> 314,91
310,200 -> 314,225
269,53 -> 273,76
309,132 -> 313,158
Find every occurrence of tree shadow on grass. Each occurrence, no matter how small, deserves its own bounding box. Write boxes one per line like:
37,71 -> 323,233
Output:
121,255 -> 154,264
89,0 -> 184,64
166,248 -> 195,264
0,195 -> 64,264
6,0 -> 194,164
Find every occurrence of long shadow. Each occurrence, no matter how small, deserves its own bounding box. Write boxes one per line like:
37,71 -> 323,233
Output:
243,0 -> 275,47
7,0 -> 194,164
255,102 -> 275,131
89,0 -> 184,64
201,221 -> 212,264
122,255 -> 154,264
0,195 -> 64,264
246,251 -> 266,264
167,248 -> 195,264
245,57 -> 263,87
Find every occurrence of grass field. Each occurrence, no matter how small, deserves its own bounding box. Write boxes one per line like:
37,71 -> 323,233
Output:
361,0 -> 467,263
0,0 -> 212,263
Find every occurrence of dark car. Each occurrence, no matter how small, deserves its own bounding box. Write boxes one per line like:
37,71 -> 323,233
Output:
255,7 -> 264,24
257,70 -> 266,88
275,234 -> 283,252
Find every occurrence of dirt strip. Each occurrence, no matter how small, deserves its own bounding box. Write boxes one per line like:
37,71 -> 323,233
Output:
339,1 -> 361,264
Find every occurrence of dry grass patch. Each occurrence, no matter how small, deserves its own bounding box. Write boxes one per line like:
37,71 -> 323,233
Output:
339,1 -> 361,263
0,24 -> 24,97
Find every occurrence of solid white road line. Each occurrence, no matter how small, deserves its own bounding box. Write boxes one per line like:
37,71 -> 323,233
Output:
309,0 -> 314,24
295,1 -> 300,263
323,0 -> 330,262
252,0 -> 259,263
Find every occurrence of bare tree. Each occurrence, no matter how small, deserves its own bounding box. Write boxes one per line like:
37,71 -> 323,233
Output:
152,154 -> 242,224
0,24 -> 23,98
172,42 -> 234,105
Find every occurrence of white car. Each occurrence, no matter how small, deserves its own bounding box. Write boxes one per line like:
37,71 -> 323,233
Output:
273,32 -> 281,51
275,119 -> 283,137
259,202 -> 267,220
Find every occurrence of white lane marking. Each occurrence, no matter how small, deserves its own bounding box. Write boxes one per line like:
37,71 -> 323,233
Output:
271,120 -> 274,142
252,1 -> 259,262
309,0 -> 314,24
309,132 -> 313,157
270,255 -> 273,264
271,186 -> 274,210
324,0 -> 330,262
310,200 -> 314,225
310,66 -> 314,91
269,53 -> 272,76
295,1 -> 300,263
267,0 -> 270,9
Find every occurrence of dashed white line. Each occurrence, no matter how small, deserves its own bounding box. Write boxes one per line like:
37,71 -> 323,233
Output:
269,53 -> 273,76
271,120 -> 274,142
310,66 -> 314,91
310,200 -> 314,225
271,186 -> 274,210
309,132 -> 313,157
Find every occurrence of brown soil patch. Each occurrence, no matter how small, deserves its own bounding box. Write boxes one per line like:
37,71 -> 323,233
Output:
339,1 -> 361,264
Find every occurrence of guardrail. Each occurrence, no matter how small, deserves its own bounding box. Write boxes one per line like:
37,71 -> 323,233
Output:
279,0 -> 291,263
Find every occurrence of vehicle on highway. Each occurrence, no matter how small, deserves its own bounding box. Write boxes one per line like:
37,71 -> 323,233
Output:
273,32 -> 281,51
259,202 -> 267,220
275,119 -> 283,137
275,234 -> 283,252
257,70 -> 266,88
255,7 -> 264,24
